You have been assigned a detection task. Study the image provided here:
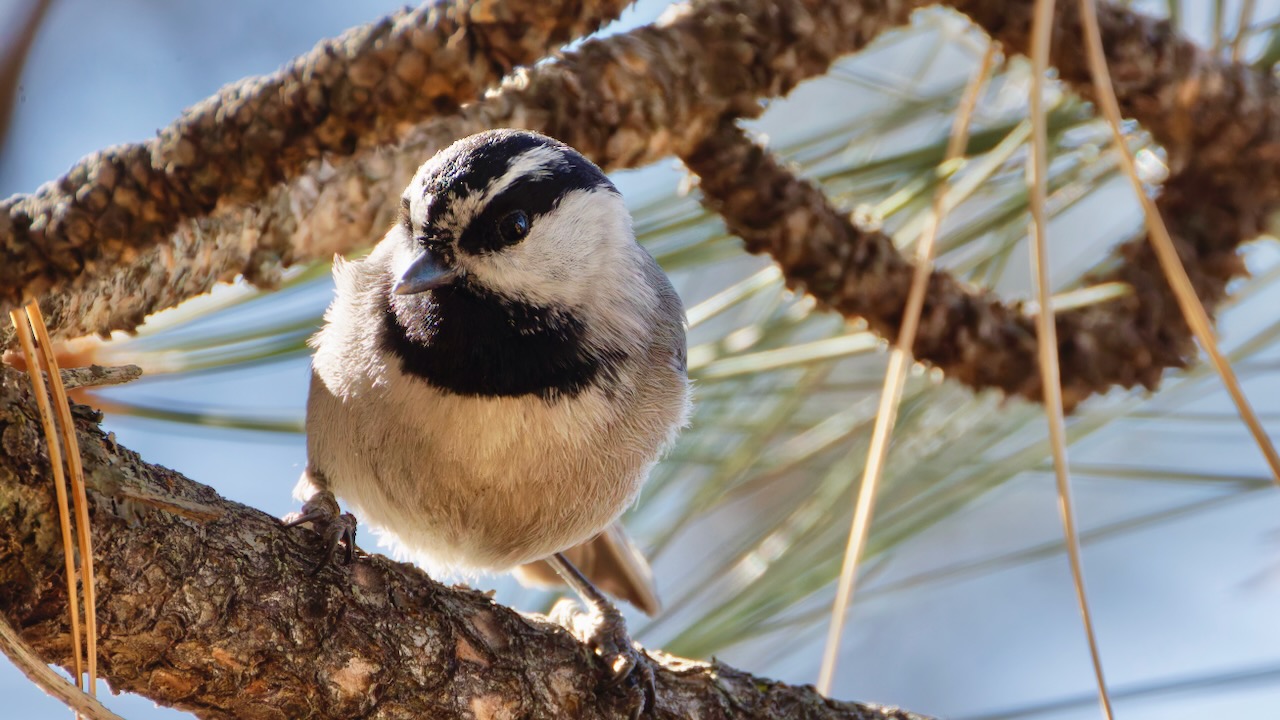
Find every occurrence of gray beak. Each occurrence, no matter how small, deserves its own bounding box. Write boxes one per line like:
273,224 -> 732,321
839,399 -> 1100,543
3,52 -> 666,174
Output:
393,248 -> 456,295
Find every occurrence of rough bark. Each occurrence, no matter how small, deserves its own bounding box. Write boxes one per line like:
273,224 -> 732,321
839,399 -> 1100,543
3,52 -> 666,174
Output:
949,0 -> 1280,194
0,366 -> 928,720
683,124 -> 1045,402
1007,0 -> 1275,395
945,3 -> 1278,396
680,119 -> 1234,410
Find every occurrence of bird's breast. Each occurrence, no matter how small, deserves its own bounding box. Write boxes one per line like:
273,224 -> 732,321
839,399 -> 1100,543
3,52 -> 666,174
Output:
308,359 -> 675,571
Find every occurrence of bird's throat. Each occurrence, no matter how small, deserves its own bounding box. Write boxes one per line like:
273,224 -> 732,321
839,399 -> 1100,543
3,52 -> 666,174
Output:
382,281 -> 622,400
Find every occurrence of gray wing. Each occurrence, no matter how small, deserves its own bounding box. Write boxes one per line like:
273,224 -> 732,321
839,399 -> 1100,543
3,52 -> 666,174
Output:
639,248 -> 687,375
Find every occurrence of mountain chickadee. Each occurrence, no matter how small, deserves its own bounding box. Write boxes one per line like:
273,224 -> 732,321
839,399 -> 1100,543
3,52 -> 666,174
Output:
288,129 -> 690,712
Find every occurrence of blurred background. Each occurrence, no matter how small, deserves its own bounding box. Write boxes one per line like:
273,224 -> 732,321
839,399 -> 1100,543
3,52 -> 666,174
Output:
3,0 -> 1280,717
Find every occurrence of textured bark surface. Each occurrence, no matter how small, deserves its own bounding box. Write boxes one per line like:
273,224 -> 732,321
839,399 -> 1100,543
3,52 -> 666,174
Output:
0,0 -> 632,316
684,124 -> 1046,402
0,367 -> 929,720
681,113 -> 1245,409
4,0 -> 916,344
950,0 -> 1280,194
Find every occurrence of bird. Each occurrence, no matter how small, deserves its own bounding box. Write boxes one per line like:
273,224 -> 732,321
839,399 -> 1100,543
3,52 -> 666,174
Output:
287,128 -> 690,713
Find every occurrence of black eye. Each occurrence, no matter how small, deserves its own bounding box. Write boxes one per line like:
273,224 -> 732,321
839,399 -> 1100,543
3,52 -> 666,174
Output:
498,210 -> 530,245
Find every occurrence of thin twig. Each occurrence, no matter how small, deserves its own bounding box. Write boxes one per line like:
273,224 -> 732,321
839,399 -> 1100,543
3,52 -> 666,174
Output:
8,309 -> 85,699
59,364 -> 142,390
815,43 -> 996,695
28,303 -> 99,698
1078,0 -> 1280,485
0,0 -> 53,144
1029,1 -> 1114,718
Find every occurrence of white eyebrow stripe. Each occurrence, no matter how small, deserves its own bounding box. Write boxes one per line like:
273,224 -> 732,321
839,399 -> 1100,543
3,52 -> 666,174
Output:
412,144 -> 567,234
478,145 -> 563,205
438,145 -> 563,231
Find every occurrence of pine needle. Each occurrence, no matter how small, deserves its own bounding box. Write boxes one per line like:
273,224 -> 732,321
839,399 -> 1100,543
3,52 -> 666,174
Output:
8,309 -> 84,697
1029,2 -> 1113,718
815,43 -> 995,695
25,303 -> 100,701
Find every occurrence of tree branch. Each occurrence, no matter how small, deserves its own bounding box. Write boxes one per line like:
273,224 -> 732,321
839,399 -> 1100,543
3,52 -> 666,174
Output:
5,1 -> 1276,412
0,365 -> 929,720
683,2 -> 1279,408
3,0 -> 918,343
944,0 -> 1278,396
1,2 -> 1268,712
949,0 -> 1280,196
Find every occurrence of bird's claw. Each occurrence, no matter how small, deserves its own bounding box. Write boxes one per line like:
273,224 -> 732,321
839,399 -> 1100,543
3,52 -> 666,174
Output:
283,491 -> 358,574
553,599 -> 656,718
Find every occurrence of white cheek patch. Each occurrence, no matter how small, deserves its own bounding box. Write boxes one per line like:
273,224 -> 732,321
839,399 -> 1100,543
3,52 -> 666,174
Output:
467,190 -> 659,349
471,190 -> 626,304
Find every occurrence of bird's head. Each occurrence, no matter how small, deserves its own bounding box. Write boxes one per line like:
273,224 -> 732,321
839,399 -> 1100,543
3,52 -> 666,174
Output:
389,129 -> 637,310
373,129 -> 660,398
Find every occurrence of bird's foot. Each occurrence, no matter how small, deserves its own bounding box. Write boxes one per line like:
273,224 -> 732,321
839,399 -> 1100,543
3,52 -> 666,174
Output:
552,598 -> 656,719
282,490 -> 358,574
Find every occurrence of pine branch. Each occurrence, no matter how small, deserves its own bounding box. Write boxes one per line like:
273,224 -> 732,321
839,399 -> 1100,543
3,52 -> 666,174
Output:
0,0 -> 917,343
0,366 -> 929,720
3,1 -> 1274,410
0,2 -> 1270,713
939,1 -> 1273,395
684,2 -> 1277,408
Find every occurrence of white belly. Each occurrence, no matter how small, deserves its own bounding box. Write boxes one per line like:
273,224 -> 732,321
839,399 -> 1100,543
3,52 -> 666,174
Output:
305,359 -> 675,572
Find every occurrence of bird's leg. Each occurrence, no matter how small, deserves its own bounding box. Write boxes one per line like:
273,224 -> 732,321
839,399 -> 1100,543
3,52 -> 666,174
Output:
283,490 -> 358,573
547,552 -> 656,718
